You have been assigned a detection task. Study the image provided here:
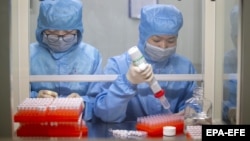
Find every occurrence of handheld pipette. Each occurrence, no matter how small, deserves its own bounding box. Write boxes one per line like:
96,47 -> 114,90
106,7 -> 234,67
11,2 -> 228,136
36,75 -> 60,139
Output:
128,46 -> 171,112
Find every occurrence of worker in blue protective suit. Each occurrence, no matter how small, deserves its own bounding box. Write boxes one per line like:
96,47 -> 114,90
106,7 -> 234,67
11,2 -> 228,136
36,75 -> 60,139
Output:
94,4 -> 197,123
222,5 -> 239,124
29,0 -> 102,121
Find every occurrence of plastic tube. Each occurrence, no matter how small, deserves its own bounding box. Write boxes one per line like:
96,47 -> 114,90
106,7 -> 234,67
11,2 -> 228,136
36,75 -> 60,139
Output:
128,46 -> 171,111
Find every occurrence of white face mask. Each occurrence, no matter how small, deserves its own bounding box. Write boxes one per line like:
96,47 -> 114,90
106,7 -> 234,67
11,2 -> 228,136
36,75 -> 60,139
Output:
42,34 -> 77,53
145,42 -> 176,62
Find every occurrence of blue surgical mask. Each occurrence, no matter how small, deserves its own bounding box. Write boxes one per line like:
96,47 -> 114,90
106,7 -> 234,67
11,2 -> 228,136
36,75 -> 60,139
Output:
42,34 -> 77,53
145,42 -> 176,62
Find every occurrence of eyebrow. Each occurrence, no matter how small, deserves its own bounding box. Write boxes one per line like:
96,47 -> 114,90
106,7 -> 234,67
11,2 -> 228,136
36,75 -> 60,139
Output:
153,35 -> 177,40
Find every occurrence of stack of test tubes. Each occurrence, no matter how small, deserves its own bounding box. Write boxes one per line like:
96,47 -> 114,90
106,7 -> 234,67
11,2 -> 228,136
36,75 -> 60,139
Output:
14,98 -> 87,138
136,114 -> 184,137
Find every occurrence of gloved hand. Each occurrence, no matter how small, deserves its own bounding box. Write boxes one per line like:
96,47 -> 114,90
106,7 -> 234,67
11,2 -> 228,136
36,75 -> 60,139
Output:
67,93 -> 85,109
38,90 -> 58,98
126,63 -> 154,84
67,93 -> 81,98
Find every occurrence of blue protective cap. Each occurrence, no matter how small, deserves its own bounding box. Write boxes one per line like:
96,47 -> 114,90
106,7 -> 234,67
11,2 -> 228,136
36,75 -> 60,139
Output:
139,4 -> 183,37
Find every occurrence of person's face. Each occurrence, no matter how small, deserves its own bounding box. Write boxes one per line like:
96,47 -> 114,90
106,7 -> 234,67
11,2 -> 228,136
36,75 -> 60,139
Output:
147,35 -> 177,48
43,30 -> 77,43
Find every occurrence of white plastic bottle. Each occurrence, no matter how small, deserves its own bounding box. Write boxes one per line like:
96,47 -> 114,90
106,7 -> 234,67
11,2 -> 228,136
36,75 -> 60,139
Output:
128,46 -> 171,111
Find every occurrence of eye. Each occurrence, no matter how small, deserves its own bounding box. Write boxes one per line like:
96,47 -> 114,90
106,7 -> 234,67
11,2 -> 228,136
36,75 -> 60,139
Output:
63,34 -> 76,42
167,40 -> 175,44
167,38 -> 177,44
152,39 -> 161,43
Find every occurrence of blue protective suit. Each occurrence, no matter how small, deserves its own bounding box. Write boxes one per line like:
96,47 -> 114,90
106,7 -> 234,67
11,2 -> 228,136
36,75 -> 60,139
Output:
29,0 -> 102,121
223,49 -> 237,124
222,5 -> 239,124
94,4 -> 197,123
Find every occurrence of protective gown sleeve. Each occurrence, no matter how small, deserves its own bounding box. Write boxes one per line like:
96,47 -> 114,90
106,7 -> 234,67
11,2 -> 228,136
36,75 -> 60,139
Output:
82,49 -> 103,121
94,57 -> 137,123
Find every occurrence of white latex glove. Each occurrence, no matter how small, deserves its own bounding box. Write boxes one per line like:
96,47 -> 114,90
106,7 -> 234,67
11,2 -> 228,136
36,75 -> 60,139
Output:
67,93 -> 85,109
126,63 -> 154,84
67,93 -> 81,98
38,90 -> 58,98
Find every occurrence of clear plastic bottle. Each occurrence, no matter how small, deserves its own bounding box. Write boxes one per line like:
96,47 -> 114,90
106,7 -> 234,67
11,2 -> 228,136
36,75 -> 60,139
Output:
183,87 -> 212,134
128,46 -> 171,112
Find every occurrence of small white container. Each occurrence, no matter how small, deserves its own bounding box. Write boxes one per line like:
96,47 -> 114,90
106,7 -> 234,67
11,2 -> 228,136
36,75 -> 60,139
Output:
163,126 -> 176,136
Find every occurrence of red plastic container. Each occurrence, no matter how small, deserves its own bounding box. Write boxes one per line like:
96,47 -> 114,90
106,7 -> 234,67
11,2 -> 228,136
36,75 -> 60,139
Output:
136,114 -> 184,137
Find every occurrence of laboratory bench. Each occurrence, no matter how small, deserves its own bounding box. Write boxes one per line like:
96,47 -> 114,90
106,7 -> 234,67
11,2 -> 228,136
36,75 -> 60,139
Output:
7,121 -> 191,141
10,98 -> 194,140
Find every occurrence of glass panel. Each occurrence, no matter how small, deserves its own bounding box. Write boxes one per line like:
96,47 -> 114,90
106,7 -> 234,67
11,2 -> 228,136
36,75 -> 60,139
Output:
216,0 -> 240,124
30,0 -> 203,74
11,0 -> 226,139
28,0 -> 204,102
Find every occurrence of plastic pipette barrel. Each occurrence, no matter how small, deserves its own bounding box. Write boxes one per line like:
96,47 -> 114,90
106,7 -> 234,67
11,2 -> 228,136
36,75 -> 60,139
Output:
128,46 -> 171,110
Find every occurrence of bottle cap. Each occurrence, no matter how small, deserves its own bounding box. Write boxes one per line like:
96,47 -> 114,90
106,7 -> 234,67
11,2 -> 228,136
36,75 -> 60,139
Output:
163,126 -> 176,136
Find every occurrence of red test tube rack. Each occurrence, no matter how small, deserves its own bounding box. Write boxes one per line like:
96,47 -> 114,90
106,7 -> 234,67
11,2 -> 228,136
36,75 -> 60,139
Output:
136,114 -> 184,137
14,98 -> 87,138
